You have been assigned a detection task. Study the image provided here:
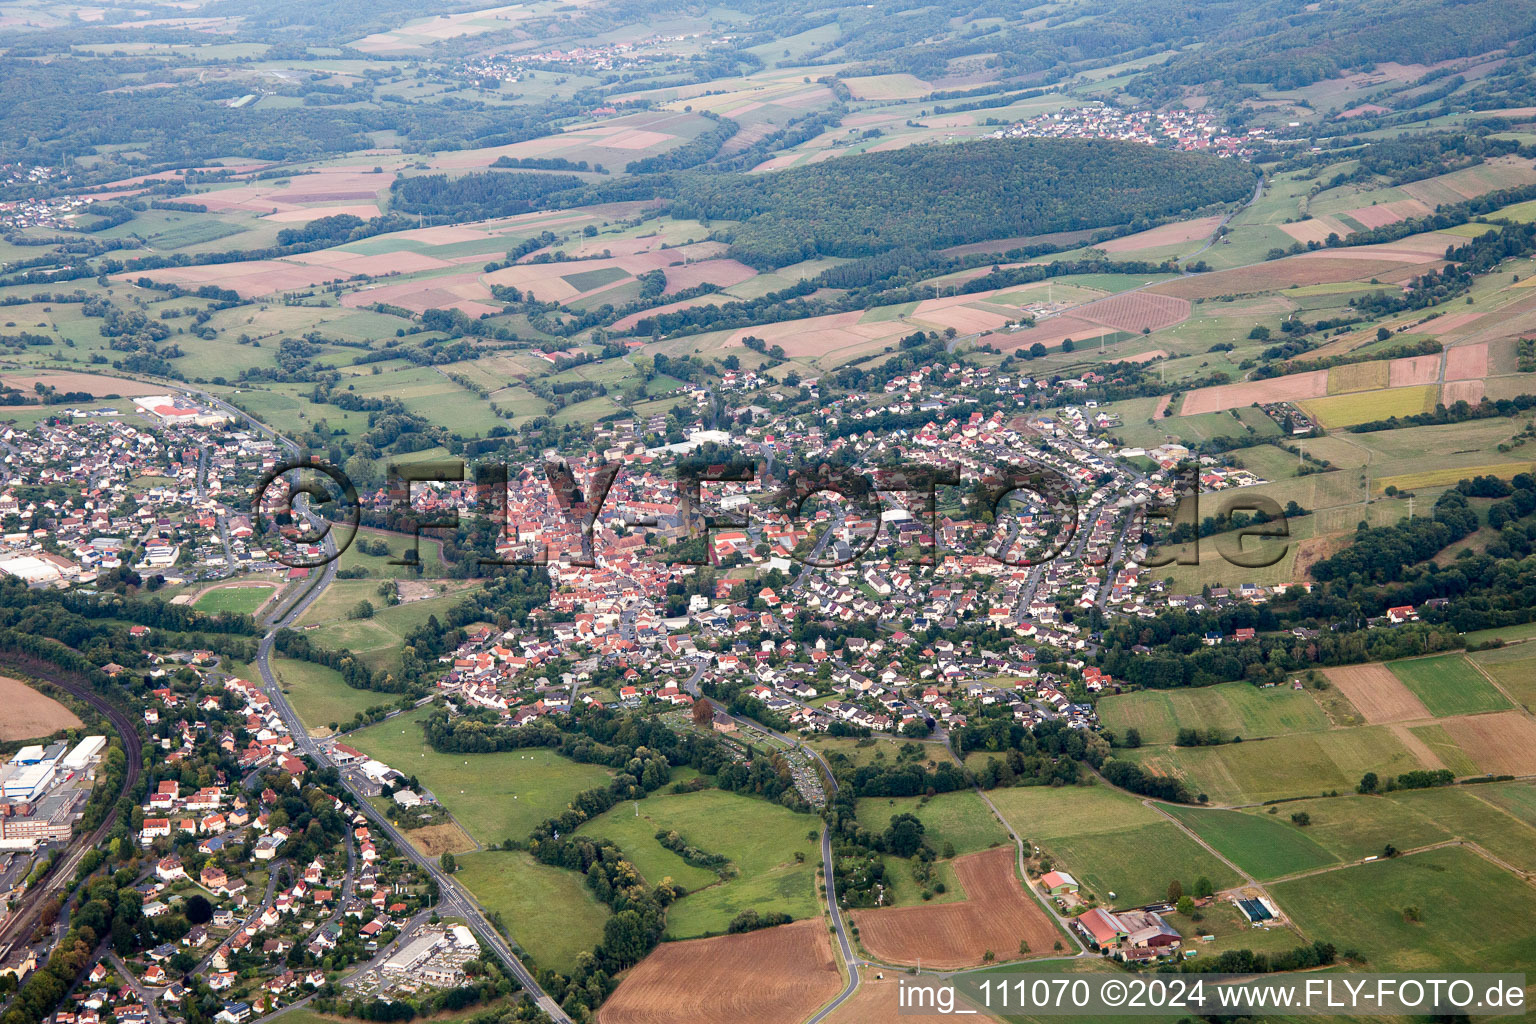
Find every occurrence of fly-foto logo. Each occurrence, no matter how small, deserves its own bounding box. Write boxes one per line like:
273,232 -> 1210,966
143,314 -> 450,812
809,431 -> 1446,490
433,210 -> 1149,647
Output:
250,455 -> 1293,572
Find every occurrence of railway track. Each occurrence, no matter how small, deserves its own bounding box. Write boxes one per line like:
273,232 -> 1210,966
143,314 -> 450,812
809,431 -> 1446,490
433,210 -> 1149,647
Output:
0,669 -> 142,955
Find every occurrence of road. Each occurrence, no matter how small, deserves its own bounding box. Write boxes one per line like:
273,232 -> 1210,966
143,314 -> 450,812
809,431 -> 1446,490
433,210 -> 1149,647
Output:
107,951 -> 165,1024
185,382 -> 570,1022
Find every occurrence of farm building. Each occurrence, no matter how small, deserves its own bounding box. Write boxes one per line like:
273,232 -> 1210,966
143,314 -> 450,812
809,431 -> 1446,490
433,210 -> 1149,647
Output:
1075,906 -> 1182,959
1041,870 -> 1080,894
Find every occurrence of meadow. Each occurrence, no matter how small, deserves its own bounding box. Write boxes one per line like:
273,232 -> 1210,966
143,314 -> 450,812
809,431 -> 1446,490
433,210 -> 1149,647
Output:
984,785 -> 1238,906
1095,681 -> 1330,746
1470,643 -> 1536,707
1271,846 -> 1536,971
853,790 -> 1011,856
454,850 -> 610,975
575,787 -> 821,938
349,707 -> 612,846
1125,725 -> 1429,806
1162,804 -> 1340,880
273,656 -> 392,734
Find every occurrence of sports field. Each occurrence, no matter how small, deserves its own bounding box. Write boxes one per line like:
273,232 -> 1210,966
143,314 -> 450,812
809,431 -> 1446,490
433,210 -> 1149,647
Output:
349,706 -> 612,846
1386,654 -> 1512,717
192,582 -> 277,615
576,788 -> 821,938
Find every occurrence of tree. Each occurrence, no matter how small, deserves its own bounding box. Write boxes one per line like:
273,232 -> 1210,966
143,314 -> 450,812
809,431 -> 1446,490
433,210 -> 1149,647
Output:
1123,727 -> 1142,749
1194,876 -> 1213,899
1176,895 -> 1196,916
440,853 -> 456,874
884,813 -> 926,858
184,894 -> 212,925
1377,326 -> 1392,342
1358,772 -> 1380,794
1166,879 -> 1183,902
691,699 -> 714,728
1291,811 -> 1311,827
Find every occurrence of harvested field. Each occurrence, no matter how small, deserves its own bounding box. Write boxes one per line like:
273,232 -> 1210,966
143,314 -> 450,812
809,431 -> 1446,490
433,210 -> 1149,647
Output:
1178,370 -> 1329,416
1444,343 -> 1489,380
1343,199 -> 1433,230
1322,664 -> 1430,724
1148,258 -> 1409,301
0,676 -> 82,740
121,259 -> 353,299
1153,394 -> 1173,418
0,371 -> 164,397
1387,353 -> 1441,387
994,315 -> 1105,352
597,920 -> 842,1024
1327,360 -> 1389,394
1099,216 -> 1222,253
1076,291 -> 1190,333
405,822 -> 477,856
1300,384 -> 1438,428
663,259 -> 756,294
1426,312 -> 1485,336
1123,349 -> 1169,364
1439,712 -> 1536,776
849,847 -> 1057,969
263,204 -> 381,223
1278,216 -> 1351,245
1442,379 -> 1486,405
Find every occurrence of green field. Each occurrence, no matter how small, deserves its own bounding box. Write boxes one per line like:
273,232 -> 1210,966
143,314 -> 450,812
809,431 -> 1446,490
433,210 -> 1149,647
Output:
349,707 -> 612,846
1257,793 -> 1452,862
273,656 -> 392,733
575,788 -> 820,938
454,850 -> 609,974
1385,786 -> 1536,873
1272,846 -> 1536,971
1163,805 -> 1340,880
1096,681 -> 1330,746
854,790 -> 1011,857
1126,726 -> 1428,806
1471,644 -> 1536,707
1387,654 -> 1512,717
984,785 -> 1239,906
192,583 -> 277,615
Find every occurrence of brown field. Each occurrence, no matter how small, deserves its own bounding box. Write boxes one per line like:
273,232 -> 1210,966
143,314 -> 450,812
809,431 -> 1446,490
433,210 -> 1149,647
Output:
0,372 -> 165,397
122,259 -> 356,299
1179,369 -> 1329,416
1442,379 -> 1486,405
1402,157 -> 1536,206
1153,394 -> 1173,418
406,822 -> 478,856
1439,712 -> 1536,775
1387,353 -> 1442,387
1321,664 -> 1429,724
1444,343 -> 1489,380
340,273 -> 498,316
825,970 -> 1001,1024
663,259 -> 757,294
1077,290 -> 1191,333
0,676 -> 82,740
1343,199 -> 1434,230
1099,216 -> 1222,253
597,920 -> 843,1024
1390,723 -> 1447,770
1147,257 -> 1409,301
1123,349 -> 1170,364
1428,311 -> 1485,336
849,847 -> 1057,969
1278,216 -> 1351,245
994,316 -> 1106,352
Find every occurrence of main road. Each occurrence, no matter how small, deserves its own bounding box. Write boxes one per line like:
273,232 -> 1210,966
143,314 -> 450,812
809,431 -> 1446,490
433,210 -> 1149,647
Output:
221,405 -> 571,1023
